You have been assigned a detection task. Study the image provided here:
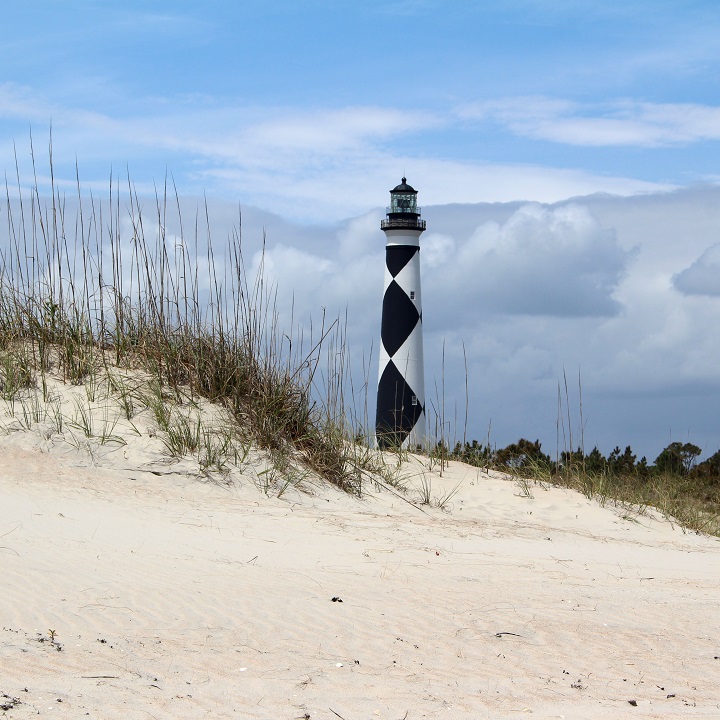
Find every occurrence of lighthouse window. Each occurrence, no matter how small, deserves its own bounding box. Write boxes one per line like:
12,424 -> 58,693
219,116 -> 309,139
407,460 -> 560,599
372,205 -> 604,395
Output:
411,395 -> 417,406
392,194 -> 416,213
410,291 -> 415,300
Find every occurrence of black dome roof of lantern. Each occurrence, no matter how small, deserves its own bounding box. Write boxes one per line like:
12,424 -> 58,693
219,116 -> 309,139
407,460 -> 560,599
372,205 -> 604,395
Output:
391,177 -> 417,194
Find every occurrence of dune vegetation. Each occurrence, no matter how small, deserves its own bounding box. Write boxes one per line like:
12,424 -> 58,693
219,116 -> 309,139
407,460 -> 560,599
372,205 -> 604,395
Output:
440,438 -> 720,536
0,150 -> 399,498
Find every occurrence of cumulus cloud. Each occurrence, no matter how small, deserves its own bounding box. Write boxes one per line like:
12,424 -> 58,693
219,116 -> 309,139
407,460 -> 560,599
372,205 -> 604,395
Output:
336,211 -> 385,262
421,233 -> 456,269
673,243 -> 720,297
426,203 -> 629,319
460,97 -> 720,147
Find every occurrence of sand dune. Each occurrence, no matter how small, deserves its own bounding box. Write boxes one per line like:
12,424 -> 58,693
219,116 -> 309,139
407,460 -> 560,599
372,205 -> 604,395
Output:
2,395 -> 720,719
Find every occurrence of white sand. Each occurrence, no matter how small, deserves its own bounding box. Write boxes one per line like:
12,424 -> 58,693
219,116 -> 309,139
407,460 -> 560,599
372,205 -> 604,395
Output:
1,384 -> 719,719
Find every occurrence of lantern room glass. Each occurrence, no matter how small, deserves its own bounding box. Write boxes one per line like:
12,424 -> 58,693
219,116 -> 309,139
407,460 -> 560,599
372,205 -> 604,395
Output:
391,193 -> 417,214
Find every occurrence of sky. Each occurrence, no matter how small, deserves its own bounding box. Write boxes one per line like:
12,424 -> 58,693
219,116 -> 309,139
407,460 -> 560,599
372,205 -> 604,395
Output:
1,0 -> 720,460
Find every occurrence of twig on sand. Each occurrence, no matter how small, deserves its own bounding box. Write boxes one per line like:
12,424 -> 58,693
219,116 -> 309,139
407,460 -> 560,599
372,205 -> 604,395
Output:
329,709 -> 348,720
1,522 -> 23,538
363,473 -> 428,515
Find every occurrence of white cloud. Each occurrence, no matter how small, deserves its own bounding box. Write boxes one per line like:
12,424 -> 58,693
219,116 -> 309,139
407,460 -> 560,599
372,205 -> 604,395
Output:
461,97 -> 720,147
0,85 -> 676,221
421,233 -> 456,269
336,211 -> 385,261
239,107 -> 438,157
426,203 -> 629,319
197,159 -> 668,222
0,83 -> 52,120
673,243 -> 720,297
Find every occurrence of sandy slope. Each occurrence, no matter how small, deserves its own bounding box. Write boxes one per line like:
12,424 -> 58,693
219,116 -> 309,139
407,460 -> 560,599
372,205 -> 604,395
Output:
1,417 -> 719,719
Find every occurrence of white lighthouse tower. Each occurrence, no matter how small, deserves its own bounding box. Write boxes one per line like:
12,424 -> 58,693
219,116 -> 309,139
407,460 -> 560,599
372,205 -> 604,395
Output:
376,177 -> 426,449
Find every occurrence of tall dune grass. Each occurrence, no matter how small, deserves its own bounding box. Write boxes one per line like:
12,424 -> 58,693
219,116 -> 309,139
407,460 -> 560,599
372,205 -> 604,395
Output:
0,150 -> 370,493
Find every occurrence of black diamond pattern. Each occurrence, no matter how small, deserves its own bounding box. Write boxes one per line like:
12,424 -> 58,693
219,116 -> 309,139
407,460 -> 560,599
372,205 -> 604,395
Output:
375,360 -> 424,448
386,246 -> 418,278
381,280 -> 420,357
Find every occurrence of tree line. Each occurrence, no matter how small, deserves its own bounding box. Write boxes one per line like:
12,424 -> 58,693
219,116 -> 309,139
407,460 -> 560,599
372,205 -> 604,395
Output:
446,438 -> 720,480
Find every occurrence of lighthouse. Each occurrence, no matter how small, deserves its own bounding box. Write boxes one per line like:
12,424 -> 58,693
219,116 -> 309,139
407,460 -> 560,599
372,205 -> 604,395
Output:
376,177 -> 426,449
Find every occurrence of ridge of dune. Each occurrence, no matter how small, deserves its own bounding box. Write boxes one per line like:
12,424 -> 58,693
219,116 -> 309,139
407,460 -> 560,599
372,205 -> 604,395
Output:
1,374 -> 719,719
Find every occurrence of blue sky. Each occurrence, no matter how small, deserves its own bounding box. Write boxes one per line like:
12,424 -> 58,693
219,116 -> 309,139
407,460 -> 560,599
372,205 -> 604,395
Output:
2,1 -> 720,459
4,0 -> 720,217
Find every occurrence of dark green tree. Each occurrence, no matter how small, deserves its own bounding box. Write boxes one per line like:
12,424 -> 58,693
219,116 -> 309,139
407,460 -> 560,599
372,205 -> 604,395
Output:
653,442 -> 702,476
608,446 -> 637,475
584,446 -> 607,474
452,439 -> 492,467
495,438 -> 551,470
636,456 -> 650,478
559,447 -> 585,473
689,448 -> 720,480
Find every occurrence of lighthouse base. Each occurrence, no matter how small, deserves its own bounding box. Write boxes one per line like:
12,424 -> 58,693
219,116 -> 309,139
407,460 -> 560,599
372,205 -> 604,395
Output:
375,359 -> 426,450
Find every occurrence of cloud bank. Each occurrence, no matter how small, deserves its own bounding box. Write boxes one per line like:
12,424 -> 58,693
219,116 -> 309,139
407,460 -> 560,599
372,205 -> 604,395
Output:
184,186 -> 719,461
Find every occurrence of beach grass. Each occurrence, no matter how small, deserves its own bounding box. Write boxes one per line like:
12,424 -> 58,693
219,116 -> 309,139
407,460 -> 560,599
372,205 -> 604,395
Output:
448,442 -> 720,536
0,151 -> 383,495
